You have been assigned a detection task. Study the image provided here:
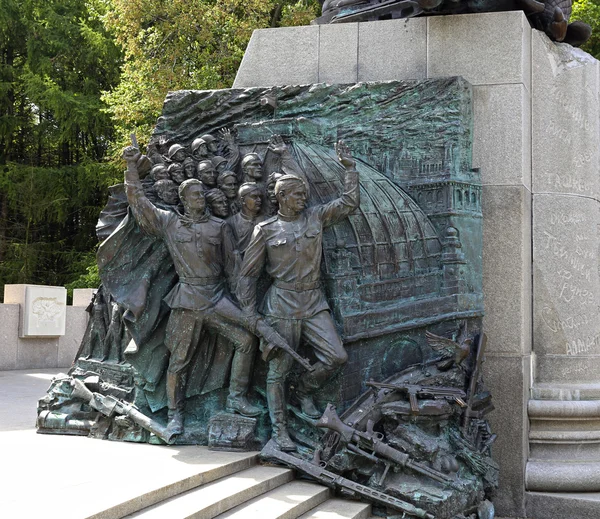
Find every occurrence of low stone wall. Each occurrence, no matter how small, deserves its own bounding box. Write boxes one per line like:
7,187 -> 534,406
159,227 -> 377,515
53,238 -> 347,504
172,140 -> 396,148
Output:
0,286 -> 94,371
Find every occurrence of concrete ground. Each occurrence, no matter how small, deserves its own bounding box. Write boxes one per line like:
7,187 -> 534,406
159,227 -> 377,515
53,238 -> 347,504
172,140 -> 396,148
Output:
0,369 -> 259,519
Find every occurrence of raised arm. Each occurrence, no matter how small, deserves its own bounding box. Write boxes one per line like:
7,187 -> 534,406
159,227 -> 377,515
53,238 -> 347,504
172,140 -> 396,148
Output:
122,146 -> 169,237
320,140 -> 360,228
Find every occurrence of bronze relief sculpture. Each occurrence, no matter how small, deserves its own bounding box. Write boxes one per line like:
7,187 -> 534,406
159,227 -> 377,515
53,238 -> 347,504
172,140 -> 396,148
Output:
38,79 -> 495,517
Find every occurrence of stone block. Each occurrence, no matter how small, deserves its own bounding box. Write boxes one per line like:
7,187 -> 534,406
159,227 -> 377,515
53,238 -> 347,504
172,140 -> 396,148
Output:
533,194 -> 600,357
532,31 -> 600,198
319,23 -> 358,84
526,491 -> 600,519
208,412 -> 259,452
58,306 -> 88,368
357,18 -> 427,81
233,26 -> 319,88
3,284 -> 27,304
484,354 -> 530,518
22,286 -> 66,337
482,185 -> 532,355
16,338 -> 58,369
473,84 -> 531,188
72,288 -> 96,307
536,355 -> 600,384
428,11 -> 531,88
0,304 -> 19,370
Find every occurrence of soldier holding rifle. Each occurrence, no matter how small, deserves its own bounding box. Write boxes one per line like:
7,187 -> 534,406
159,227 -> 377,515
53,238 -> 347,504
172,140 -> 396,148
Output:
237,141 -> 360,451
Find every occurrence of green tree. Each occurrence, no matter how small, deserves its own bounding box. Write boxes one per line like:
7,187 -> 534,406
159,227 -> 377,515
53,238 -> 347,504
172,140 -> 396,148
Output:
101,0 -> 320,150
572,0 -> 600,59
0,0 -> 122,293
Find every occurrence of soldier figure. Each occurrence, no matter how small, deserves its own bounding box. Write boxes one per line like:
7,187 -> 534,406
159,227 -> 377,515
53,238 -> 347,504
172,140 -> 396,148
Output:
122,146 -> 292,439
227,183 -> 265,256
237,141 -> 360,451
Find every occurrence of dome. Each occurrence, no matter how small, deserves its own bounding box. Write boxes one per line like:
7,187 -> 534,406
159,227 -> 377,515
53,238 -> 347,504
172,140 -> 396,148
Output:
291,141 -> 442,294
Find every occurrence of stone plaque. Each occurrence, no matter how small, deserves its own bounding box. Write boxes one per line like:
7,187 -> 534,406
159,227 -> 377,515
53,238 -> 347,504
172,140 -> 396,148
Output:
22,286 -> 66,338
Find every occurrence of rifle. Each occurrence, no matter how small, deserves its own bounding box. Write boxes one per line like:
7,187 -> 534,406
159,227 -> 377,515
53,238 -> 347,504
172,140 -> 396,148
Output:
71,378 -> 176,444
261,439 -> 435,519
462,333 -> 488,435
254,317 -> 314,372
316,404 -> 457,488
366,381 -> 467,413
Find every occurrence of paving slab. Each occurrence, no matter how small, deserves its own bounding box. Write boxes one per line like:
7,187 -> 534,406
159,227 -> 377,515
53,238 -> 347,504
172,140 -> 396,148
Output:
0,369 -> 259,519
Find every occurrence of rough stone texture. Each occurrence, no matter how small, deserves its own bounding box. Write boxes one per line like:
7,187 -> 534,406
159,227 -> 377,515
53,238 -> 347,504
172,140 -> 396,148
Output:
72,288 -> 96,307
473,84 -> 531,188
533,195 -> 600,357
483,354 -> 530,517
536,355 -> 600,384
3,283 -> 28,305
427,11 -> 531,89
233,25 -> 319,88
0,302 -> 87,370
526,491 -> 600,519
58,306 -> 87,368
482,185 -> 532,356
532,31 -> 600,198
16,338 -> 58,370
0,304 -> 19,371
357,18 -> 427,81
527,461 -> 600,492
319,23 -> 358,84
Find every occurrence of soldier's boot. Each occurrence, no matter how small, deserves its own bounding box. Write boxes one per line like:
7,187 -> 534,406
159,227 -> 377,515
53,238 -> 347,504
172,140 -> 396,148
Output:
295,393 -> 321,419
166,408 -> 184,438
166,371 -> 186,437
226,350 -> 261,417
267,381 -> 296,452
295,361 -> 331,419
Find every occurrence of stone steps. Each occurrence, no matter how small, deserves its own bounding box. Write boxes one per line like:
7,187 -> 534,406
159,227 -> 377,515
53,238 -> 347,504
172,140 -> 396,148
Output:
119,452 -> 372,519
214,480 -> 331,519
126,465 -> 294,518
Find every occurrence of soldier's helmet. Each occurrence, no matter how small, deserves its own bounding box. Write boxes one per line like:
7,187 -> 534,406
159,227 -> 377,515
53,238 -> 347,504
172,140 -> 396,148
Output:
190,137 -> 207,154
241,153 -> 262,169
167,143 -> 186,160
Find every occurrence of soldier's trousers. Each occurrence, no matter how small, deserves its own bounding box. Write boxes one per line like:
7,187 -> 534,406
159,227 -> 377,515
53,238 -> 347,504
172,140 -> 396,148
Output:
165,297 -> 257,411
265,310 -> 348,426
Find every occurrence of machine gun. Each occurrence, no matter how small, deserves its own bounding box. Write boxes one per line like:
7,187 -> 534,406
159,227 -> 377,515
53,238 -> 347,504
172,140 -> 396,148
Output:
316,404 -> 457,488
71,378 -> 176,444
261,439 -> 435,519
366,381 -> 467,414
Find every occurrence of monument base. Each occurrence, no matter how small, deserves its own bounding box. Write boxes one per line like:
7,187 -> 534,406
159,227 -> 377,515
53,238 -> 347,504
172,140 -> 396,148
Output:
234,11 -> 600,519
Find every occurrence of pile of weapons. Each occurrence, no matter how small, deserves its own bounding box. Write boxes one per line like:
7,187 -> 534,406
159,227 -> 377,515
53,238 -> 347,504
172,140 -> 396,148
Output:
262,333 -> 498,519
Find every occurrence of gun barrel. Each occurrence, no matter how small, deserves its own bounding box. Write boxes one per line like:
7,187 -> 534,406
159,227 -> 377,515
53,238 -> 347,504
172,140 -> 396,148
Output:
121,404 -> 175,444
262,441 -> 435,519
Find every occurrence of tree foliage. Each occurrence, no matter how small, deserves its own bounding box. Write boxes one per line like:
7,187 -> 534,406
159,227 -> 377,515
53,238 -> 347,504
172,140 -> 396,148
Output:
572,0 -> 600,59
101,0 -> 320,150
0,0 -> 122,294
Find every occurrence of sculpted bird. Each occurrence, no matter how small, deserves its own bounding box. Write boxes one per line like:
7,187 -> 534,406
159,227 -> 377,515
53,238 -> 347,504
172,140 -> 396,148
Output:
426,321 -> 472,371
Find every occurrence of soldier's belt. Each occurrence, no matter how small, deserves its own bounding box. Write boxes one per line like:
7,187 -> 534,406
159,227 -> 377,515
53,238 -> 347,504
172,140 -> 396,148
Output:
179,276 -> 221,286
273,279 -> 321,291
